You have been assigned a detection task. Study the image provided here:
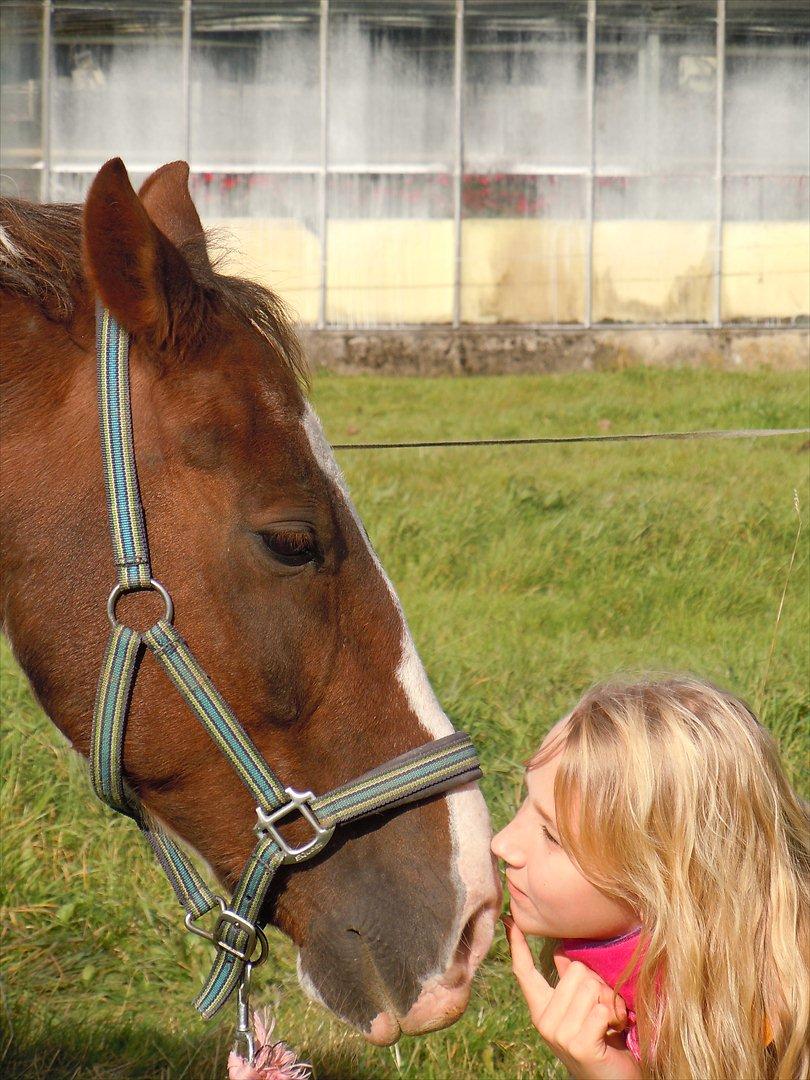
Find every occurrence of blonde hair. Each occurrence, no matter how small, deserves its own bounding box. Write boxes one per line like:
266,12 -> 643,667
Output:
531,675 -> 809,1080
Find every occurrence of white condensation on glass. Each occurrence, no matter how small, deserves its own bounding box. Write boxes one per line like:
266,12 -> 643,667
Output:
464,8 -> 590,171
191,25 -> 320,169
328,15 -> 454,169
724,43 -> 810,181
51,39 -> 185,167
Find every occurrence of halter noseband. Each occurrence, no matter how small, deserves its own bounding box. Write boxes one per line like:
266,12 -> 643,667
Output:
90,306 -> 483,1031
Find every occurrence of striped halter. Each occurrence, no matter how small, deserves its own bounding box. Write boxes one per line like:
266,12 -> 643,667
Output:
90,306 -> 482,1053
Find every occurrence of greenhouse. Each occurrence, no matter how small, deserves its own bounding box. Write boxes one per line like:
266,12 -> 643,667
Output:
1,0 -> 807,330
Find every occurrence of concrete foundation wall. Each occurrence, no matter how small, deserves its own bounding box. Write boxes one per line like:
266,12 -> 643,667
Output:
300,327 -> 810,376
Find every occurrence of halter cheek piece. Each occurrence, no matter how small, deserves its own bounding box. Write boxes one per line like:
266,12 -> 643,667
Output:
90,307 -> 483,1048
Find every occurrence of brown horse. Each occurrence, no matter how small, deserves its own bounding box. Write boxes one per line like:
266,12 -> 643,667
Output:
0,159 -> 500,1045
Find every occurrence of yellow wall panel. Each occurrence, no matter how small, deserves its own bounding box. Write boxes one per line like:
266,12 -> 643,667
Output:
326,220 -> 454,325
202,218 -> 808,326
593,221 -> 715,323
722,223 -> 810,321
461,219 -> 586,323
201,217 -> 320,325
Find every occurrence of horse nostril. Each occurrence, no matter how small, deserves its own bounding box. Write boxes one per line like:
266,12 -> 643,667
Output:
454,912 -> 475,968
451,900 -> 497,983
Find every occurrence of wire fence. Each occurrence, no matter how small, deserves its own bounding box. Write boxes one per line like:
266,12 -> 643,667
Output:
332,427 -> 810,451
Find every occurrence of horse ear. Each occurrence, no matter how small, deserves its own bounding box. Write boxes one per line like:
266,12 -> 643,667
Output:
138,161 -> 211,268
82,157 -> 201,345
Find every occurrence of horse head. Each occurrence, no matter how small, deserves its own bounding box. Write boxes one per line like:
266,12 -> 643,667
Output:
0,159 -> 500,1044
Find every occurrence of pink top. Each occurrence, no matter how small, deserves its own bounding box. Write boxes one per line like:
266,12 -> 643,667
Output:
560,926 -> 644,1062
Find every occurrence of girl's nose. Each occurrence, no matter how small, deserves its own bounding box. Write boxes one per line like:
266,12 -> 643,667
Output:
491,820 -> 524,867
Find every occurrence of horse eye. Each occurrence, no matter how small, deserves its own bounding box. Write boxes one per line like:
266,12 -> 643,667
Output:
259,527 -> 319,567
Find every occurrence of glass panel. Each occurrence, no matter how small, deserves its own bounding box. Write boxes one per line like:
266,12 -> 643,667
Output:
722,3 -> 809,324
0,2 -> 43,200
191,172 -> 320,325
725,2 -> 810,176
462,3 -> 588,324
593,1 -> 717,323
595,0 -> 716,174
50,169 -> 149,204
724,175 -> 809,223
465,1 -> 589,171
462,175 -> 587,323
329,1 -> 454,168
190,1 -> 320,169
327,173 -> 453,326
51,1 -> 184,170
595,174 -> 715,220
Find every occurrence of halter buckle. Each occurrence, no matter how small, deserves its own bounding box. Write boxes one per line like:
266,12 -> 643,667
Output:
184,897 -> 268,966
255,787 -> 335,864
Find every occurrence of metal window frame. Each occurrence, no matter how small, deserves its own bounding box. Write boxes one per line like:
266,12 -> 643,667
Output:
452,0 -> 464,328
714,0 -> 726,328
40,0 -> 52,202
319,0 -> 329,329
33,0 -> 807,331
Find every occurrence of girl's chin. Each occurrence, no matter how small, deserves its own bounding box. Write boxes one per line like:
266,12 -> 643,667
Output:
508,905 -> 553,938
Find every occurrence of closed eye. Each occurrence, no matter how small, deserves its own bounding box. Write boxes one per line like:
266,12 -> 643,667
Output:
259,526 -> 320,567
542,825 -> 560,846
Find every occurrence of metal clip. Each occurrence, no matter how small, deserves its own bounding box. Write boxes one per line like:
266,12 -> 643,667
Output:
255,787 -> 335,864
234,961 -> 256,1063
184,896 -> 268,966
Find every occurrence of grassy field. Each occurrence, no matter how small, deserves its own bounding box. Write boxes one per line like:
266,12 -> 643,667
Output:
2,368 -> 808,1079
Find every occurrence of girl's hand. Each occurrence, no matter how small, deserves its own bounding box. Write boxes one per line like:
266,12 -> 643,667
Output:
503,915 -> 642,1080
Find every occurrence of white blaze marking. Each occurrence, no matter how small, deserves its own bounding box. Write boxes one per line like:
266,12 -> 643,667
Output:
301,405 -> 495,973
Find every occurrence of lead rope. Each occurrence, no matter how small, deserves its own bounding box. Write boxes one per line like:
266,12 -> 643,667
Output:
90,306 -> 484,1058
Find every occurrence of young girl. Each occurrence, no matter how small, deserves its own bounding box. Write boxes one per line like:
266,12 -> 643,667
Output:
492,676 -> 809,1079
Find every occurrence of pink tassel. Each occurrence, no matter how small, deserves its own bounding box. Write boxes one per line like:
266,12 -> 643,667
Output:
227,1011 -> 313,1080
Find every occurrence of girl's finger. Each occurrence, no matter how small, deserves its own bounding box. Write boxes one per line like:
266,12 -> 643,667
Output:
551,975 -> 603,1046
535,959 -> 595,1034
557,954 -> 635,1028
501,916 -> 554,1019
553,953 -> 628,1031
568,1001 -> 617,1061
553,949 -> 572,977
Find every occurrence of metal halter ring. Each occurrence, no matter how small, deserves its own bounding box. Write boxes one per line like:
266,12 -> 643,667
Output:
184,897 -> 269,967
107,577 -> 174,630
255,787 -> 335,864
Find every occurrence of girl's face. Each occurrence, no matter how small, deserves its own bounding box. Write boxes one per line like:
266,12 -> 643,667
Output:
491,726 -> 639,941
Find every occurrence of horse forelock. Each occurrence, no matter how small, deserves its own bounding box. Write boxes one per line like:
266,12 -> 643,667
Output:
0,195 -> 307,391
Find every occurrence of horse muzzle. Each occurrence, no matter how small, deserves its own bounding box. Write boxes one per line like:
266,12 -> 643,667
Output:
294,869 -> 500,1044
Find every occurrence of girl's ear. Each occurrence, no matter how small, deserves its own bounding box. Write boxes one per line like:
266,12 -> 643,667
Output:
82,157 -> 202,347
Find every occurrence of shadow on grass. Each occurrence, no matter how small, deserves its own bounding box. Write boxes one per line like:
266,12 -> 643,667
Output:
1,1013 -> 220,1080
0,1013 -> 395,1080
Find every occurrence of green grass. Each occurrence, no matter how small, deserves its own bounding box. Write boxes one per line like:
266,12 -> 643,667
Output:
2,369 -> 808,1079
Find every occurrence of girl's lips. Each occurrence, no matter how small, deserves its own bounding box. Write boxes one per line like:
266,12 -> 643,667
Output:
506,877 -> 530,904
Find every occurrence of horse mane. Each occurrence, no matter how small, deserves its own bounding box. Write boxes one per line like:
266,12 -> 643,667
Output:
0,198 -> 83,321
0,196 -> 308,388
